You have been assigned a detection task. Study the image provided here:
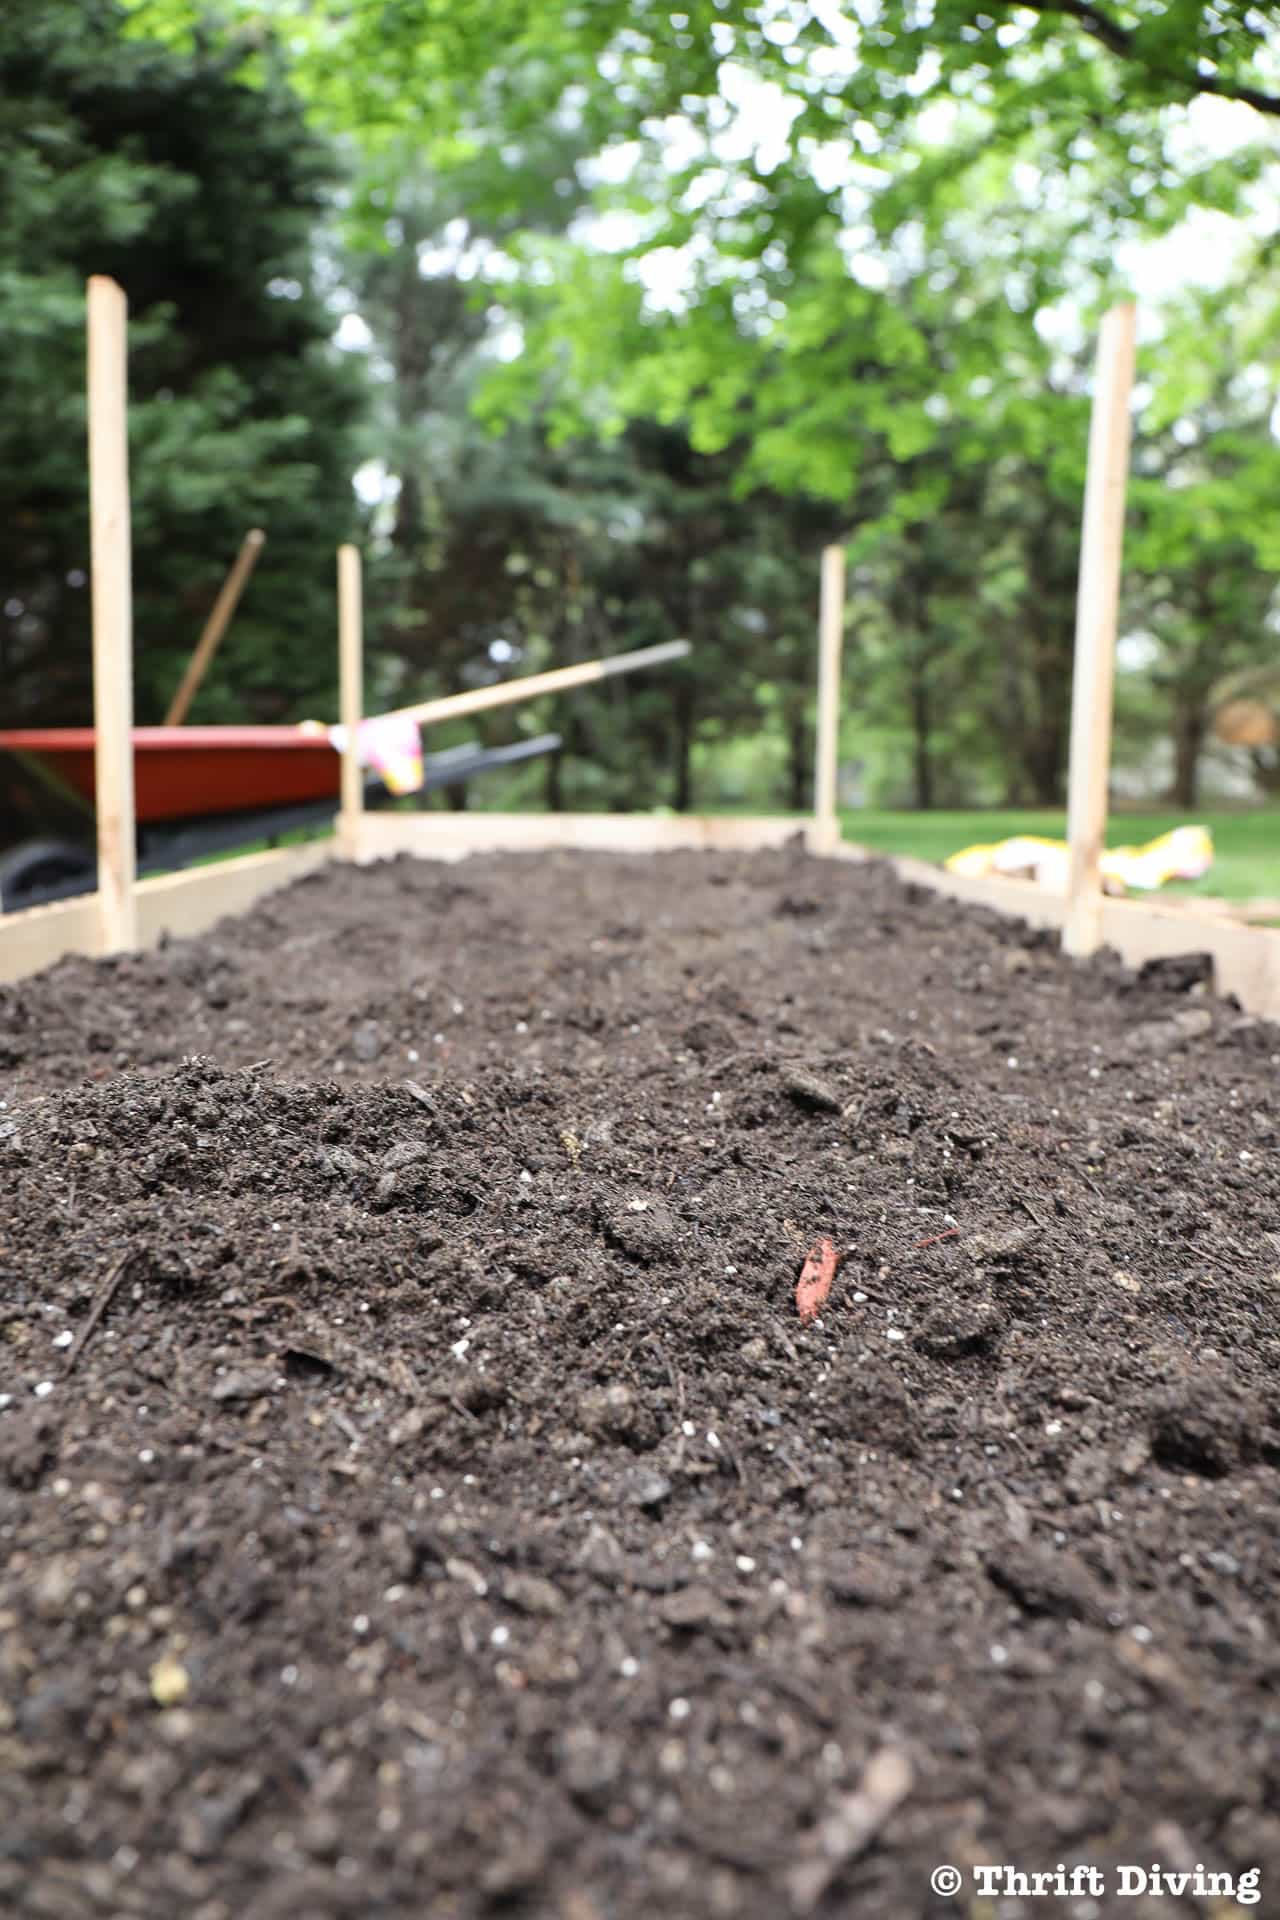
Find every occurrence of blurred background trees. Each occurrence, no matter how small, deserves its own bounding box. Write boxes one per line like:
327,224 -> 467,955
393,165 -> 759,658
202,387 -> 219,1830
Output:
0,0 -> 364,731
4,0 -> 1280,814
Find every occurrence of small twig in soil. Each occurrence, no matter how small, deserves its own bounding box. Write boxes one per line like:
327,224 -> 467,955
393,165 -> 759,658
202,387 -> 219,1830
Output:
774,1444 -> 810,1491
330,1409 -> 363,1448
242,1059 -> 274,1074
771,1324 -> 800,1365
650,1338 -> 688,1464
796,1237 -> 839,1324
234,1291 -> 302,1317
404,1079 -> 436,1111
718,1431 -> 744,1482
787,1746 -> 914,1913
63,1249 -> 135,1376
911,1227 -> 960,1252
650,1339 -> 686,1420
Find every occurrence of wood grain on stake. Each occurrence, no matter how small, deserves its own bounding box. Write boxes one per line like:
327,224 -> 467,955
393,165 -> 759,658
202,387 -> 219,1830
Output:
87,275 -> 138,953
1063,302 -> 1137,958
337,543 -> 363,861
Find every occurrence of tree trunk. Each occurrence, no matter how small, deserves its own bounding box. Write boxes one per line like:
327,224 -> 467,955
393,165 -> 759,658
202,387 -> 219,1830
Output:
909,673 -> 933,810
1018,632 -> 1071,804
543,743 -> 564,812
1023,722 -> 1065,806
1015,517 -> 1075,805
998,622 -> 1030,804
1171,699 -> 1205,808
1249,748 -> 1280,796
672,680 -> 695,811
786,710 -> 809,813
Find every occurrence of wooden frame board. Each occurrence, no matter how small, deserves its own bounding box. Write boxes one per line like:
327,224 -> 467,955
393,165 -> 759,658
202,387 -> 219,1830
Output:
10,288 -> 1275,1016
0,842 -> 332,986
840,846 -> 1280,1018
352,811 -> 814,862
3,815 -> 1278,1022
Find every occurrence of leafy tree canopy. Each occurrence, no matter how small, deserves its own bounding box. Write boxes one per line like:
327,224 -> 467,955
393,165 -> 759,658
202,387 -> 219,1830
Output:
110,0 -> 1280,812
123,2 -> 1279,501
124,2 -> 1280,137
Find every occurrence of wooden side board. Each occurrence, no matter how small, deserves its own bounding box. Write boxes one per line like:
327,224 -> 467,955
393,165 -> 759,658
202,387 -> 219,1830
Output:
850,847 -> 1280,1019
353,812 -> 813,860
1096,891 -> 1280,1015
135,842 -> 333,945
3,817 -> 1277,1023
0,842 -> 333,986
0,894 -> 103,988
350,815 -> 1280,1019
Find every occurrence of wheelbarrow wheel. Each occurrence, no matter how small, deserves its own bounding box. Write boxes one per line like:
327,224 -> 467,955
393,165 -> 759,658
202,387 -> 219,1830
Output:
0,839 -> 96,912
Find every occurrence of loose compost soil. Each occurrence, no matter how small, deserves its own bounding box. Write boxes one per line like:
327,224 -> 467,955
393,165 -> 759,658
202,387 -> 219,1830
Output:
3,847 -> 1280,1920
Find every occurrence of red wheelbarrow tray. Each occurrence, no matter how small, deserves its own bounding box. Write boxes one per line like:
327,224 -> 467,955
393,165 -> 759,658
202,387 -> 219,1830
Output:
0,726 -> 339,826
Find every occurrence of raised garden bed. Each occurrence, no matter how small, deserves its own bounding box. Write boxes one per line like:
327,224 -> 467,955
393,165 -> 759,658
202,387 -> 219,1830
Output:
2,847 -> 1278,1917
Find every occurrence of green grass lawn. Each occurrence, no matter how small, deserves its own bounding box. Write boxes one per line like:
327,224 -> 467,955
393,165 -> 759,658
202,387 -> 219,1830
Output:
838,806 -> 1280,903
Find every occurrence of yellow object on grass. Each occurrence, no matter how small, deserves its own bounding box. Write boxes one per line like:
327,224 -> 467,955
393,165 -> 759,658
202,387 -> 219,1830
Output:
945,825 -> 1213,895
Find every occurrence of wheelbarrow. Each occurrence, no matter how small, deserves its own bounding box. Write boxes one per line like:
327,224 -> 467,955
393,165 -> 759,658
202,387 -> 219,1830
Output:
0,724 -> 560,912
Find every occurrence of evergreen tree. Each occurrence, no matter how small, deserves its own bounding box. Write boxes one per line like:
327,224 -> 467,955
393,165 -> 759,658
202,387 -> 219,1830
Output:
0,0 -> 365,730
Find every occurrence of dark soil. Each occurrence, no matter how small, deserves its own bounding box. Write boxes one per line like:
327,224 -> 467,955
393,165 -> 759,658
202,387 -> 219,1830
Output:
3,847 -> 1280,1920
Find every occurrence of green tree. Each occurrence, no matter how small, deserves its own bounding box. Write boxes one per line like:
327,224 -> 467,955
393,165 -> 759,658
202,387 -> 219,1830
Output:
342,145 -> 847,813
122,0 -> 1280,814
0,0 -> 365,734
1127,291 -> 1280,805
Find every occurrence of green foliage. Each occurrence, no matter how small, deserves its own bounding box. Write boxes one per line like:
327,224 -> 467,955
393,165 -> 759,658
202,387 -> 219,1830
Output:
335,144 -> 843,812
93,0 -> 1280,821
0,0 -> 365,730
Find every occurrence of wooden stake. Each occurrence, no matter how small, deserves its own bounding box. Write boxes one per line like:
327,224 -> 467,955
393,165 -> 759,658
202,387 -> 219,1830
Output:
1063,302 -> 1137,958
813,544 -> 846,851
381,638 -> 690,732
87,275 -> 138,954
337,543 -> 363,860
164,528 -> 266,725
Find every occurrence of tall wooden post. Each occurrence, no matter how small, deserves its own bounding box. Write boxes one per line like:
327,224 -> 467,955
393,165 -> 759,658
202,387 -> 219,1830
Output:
87,276 -> 138,954
1063,302 -> 1137,957
812,543 -> 846,852
337,544 -> 363,860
